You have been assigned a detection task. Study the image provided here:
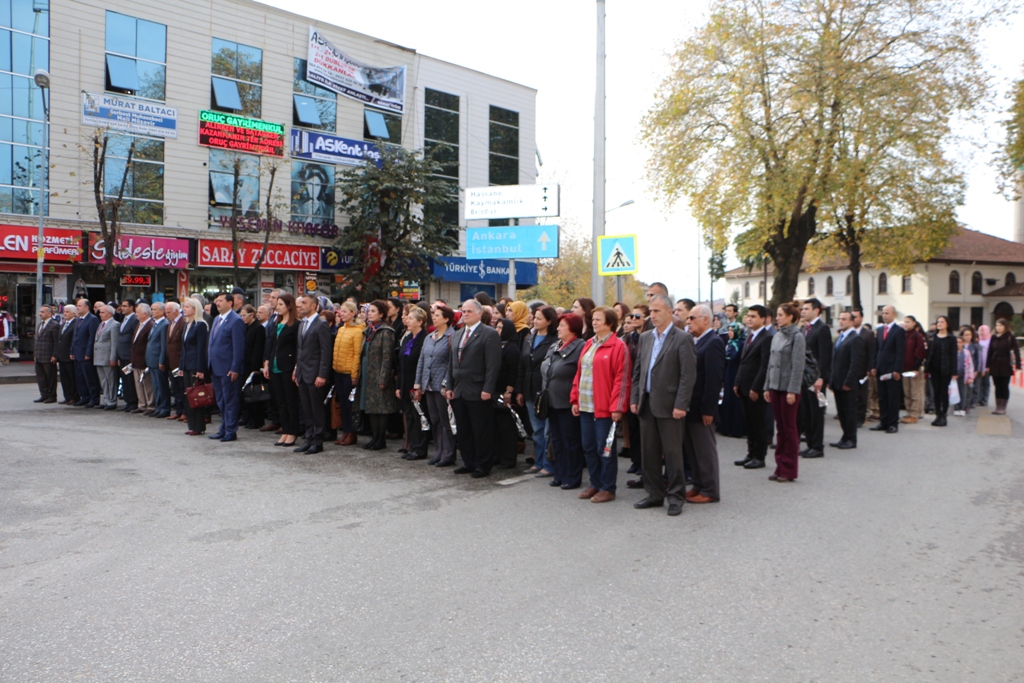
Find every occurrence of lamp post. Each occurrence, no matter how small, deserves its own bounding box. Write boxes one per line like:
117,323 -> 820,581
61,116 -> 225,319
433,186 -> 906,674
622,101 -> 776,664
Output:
591,0 -> 606,306
605,199 -> 634,303
33,68 -> 50,325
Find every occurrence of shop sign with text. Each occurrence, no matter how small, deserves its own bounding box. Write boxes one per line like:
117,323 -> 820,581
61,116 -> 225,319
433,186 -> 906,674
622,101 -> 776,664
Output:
82,92 -> 178,138
0,225 -> 82,262
197,240 -> 321,271
198,110 -> 285,157
290,129 -> 381,167
87,234 -> 190,268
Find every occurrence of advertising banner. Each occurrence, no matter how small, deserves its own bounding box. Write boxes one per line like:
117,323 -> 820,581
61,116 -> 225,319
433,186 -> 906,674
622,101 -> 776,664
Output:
430,257 -> 538,286
306,27 -> 407,113
0,225 -> 82,262
87,234 -> 190,268
198,110 -> 285,157
197,240 -> 321,271
290,129 -> 382,167
82,92 -> 178,138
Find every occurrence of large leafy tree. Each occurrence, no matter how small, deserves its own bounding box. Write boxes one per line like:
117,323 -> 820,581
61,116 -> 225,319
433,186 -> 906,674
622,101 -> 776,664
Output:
644,0 -> 1000,309
333,145 -> 459,300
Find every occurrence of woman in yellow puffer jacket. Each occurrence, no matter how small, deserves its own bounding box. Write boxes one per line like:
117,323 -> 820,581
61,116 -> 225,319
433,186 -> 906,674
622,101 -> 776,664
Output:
332,301 -> 366,445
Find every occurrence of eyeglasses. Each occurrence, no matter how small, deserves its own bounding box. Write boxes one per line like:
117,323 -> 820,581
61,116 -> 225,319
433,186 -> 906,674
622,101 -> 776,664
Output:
628,313 -> 642,319
686,315 -> 698,321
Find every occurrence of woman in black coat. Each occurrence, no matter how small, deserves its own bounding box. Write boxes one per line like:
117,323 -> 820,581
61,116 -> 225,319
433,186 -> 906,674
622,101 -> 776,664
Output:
240,304 -> 266,429
986,318 -> 1021,415
396,307 -> 429,460
516,306 -> 558,475
926,315 -> 958,426
493,318 -> 522,469
264,293 -> 300,446
180,297 -> 209,436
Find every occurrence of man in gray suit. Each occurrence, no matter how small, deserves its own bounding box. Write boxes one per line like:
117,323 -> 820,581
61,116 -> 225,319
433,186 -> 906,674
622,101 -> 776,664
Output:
93,304 -> 121,410
445,299 -> 501,478
630,294 -> 697,516
146,302 -> 170,417
293,294 -> 333,454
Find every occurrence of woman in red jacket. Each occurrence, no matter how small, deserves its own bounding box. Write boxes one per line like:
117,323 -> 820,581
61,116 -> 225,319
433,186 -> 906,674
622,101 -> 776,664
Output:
571,306 -> 632,504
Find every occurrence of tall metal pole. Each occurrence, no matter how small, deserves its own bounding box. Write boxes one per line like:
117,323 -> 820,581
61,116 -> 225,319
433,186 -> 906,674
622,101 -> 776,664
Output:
591,0 -> 606,306
615,275 -> 623,303
34,73 -> 50,324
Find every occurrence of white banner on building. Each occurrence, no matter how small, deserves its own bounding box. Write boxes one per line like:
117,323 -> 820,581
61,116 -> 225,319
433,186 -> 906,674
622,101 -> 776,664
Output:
81,92 -> 178,138
306,26 -> 407,114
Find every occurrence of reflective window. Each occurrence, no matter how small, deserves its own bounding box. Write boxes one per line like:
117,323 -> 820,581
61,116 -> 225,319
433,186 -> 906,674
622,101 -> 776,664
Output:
363,107 -> 401,144
489,105 -> 518,186
292,58 -> 336,132
5,0 -> 49,37
211,77 -> 242,111
102,133 -> 164,225
425,88 -> 459,227
291,161 -> 335,225
104,12 -> 166,101
211,38 -> 262,117
209,149 -> 261,224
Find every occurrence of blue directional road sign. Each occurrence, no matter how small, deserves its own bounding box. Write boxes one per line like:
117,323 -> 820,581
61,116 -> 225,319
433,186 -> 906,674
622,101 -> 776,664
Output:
597,234 -> 638,276
465,224 -> 559,260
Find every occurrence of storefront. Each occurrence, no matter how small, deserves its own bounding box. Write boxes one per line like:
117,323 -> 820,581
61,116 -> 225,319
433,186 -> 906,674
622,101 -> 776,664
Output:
194,239 -> 322,302
430,256 -> 538,303
0,224 -> 83,359
79,233 -> 192,303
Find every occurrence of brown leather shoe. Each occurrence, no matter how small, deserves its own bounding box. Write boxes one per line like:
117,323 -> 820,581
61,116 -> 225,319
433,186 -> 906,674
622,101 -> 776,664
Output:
258,424 -> 278,432
591,490 -> 615,503
688,494 -> 719,504
165,414 -> 178,420
340,432 -> 357,446
177,415 -> 187,422
900,416 -> 918,424
578,487 -> 598,500
685,488 -> 701,500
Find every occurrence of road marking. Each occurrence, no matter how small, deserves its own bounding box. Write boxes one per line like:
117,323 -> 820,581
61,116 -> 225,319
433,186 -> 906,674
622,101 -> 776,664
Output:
498,474 -> 534,486
975,415 -> 1012,436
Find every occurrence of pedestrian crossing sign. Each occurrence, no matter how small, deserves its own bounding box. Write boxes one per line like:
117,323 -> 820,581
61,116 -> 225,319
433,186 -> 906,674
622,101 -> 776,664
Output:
597,234 -> 638,276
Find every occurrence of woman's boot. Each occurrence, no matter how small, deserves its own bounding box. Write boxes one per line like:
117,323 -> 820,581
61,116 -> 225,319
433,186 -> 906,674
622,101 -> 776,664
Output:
993,398 -> 1007,415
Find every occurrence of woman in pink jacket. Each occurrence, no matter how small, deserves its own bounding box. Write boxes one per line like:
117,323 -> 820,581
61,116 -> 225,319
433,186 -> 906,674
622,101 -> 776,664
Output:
571,306 -> 632,504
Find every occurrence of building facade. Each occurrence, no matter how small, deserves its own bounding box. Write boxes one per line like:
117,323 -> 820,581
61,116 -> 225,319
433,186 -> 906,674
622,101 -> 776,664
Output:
0,0 -> 538,355
725,228 -> 1024,330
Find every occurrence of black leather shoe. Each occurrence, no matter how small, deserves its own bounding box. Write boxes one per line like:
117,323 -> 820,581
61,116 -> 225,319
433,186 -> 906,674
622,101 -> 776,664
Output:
293,442 -> 312,453
471,469 -> 490,478
633,498 -> 664,509
435,460 -> 455,467
828,441 -> 843,448
220,435 -> 237,442
667,503 -> 683,516
104,405 -> 117,411
33,397 -> 45,403
626,478 -> 645,489
626,464 -> 639,474
208,433 -> 225,440
453,466 -> 473,474
885,426 -> 898,434
306,444 -> 324,454
869,424 -> 887,431
427,457 -> 440,465
743,459 -> 765,469
734,457 -> 752,466
856,421 -> 864,428
407,453 -> 427,461
559,483 -> 580,490
800,448 -> 824,458
549,479 -> 563,487
835,441 -> 856,449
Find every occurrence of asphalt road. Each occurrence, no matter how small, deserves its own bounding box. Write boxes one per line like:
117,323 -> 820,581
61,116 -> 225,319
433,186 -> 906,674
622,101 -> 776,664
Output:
1,384 -> 1022,682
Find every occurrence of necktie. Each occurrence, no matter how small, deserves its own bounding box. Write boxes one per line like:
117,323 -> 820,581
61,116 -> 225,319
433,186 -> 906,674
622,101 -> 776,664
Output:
458,327 -> 471,362
212,316 -> 223,340
836,331 -> 844,349
883,325 -> 889,341
95,320 -> 105,341
745,332 -> 754,349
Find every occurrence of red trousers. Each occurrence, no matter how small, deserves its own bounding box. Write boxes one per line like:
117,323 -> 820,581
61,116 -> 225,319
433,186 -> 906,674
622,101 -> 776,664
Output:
770,390 -> 802,480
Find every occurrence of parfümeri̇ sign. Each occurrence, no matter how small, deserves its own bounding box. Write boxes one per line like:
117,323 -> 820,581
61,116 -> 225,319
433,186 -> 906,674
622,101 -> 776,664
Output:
198,110 -> 285,157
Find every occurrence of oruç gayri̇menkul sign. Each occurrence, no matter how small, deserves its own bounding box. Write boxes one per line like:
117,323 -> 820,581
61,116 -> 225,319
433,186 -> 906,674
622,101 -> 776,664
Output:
306,26 -> 407,114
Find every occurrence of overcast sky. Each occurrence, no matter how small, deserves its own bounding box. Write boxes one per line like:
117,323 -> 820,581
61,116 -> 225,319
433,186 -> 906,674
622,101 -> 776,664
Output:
262,0 -> 1024,301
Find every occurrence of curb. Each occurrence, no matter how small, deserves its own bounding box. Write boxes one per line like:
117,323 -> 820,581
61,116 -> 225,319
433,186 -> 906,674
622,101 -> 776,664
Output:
0,376 -> 38,385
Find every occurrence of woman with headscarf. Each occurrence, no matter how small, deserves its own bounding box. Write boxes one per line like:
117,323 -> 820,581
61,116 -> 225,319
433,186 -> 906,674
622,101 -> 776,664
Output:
986,318 -> 1021,415
359,300 -> 399,450
717,321 -> 746,438
977,324 -> 992,407
493,318 -> 522,469
508,300 -> 532,348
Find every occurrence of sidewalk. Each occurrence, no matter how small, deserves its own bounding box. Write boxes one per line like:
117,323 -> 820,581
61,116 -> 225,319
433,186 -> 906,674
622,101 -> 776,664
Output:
0,361 -> 37,385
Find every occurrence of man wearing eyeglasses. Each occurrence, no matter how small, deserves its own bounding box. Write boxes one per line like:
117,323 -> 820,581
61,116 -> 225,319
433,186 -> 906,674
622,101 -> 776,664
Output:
682,305 -> 725,504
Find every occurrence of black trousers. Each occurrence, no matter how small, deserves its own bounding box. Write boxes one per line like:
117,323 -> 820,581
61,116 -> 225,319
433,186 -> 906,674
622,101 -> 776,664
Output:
74,360 -> 100,404
297,380 -> 327,445
877,376 -> 903,429
833,388 -> 857,444
993,375 -> 1011,401
930,373 -> 952,418
626,410 -> 643,473
183,371 -> 207,433
739,393 -> 769,459
493,408 -> 518,467
58,360 -> 78,402
856,380 -> 868,423
169,372 -> 185,416
401,395 -> 429,456
801,384 -> 826,450
35,361 -> 57,400
119,360 -> 137,409
270,371 -> 301,437
334,373 -> 354,432
452,397 -> 495,473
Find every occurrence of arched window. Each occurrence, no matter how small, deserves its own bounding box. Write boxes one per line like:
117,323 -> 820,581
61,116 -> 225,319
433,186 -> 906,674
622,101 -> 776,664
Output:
826,276 -> 834,296
972,271 -> 983,295
744,281 -> 750,298
845,275 -> 852,295
807,277 -> 816,296
902,276 -> 912,293
758,281 -> 765,299
878,273 -> 888,294
1007,272 -> 1017,286
949,270 -> 960,294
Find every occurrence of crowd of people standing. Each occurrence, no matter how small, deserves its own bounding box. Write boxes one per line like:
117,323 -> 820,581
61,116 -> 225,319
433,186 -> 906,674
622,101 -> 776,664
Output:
27,282 -> 1021,516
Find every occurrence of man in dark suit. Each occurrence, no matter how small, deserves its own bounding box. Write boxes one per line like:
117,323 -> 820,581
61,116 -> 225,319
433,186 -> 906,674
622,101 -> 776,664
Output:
70,298 -> 100,407
829,311 -> 867,449
163,301 -> 185,420
871,304 -> 906,433
799,298 -> 832,458
33,304 -> 60,403
445,299 -> 501,478
117,299 -> 139,412
146,302 -> 170,417
259,289 -> 284,433
55,304 -> 78,405
630,294 -> 697,517
683,305 -> 725,504
851,307 -> 876,427
130,304 -> 154,413
207,292 -> 246,442
734,304 -> 774,469
293,294 -> 333,454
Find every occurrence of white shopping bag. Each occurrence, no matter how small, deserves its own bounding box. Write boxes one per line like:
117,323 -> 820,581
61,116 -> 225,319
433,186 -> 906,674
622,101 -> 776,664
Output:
948,379 -> 960,406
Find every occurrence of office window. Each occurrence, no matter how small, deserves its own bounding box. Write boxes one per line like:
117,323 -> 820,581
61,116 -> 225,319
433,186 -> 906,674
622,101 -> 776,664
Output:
363,107 -> 401,144
208,149 -> 260,223
971,306 -> 984,328
291,161 -> 334,225
949,270 -> 960,294
489,105 -> 518,186
877,273 -> 887,294
845,274 -> 852,295
1007,272 -> 1017,286
825,276 -> 833,296
105,12 -> 165,101
0,0 -> 48,216
292,58 -> 336,132
103,134 -> 163,225
743,281 -> 750,298
971,271 -> 983,295
947,306 -> 961,329
807,277 -> 815,296
211,38 -> 261,117
902,275 -> 912,294
425,88 -> 460,233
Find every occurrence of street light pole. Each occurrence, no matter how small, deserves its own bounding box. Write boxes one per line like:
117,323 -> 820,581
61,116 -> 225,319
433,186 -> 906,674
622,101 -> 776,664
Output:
33,69 -> 50,326
591,0 -> 606,306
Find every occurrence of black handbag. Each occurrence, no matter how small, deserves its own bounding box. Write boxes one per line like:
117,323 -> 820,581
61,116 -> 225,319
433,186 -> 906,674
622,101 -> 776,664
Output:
534,390 -> 549,420
243,374 -> 271,403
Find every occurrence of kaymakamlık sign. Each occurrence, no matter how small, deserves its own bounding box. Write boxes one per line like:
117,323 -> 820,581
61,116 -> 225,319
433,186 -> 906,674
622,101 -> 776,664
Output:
198,110 -> 285,157
82,92 -> 178,138
306,27 -> 407,114
290,129 -> 382,167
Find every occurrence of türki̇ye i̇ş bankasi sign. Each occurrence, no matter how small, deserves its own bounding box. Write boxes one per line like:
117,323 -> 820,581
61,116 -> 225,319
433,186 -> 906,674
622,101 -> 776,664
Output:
198,110 -> 285,157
